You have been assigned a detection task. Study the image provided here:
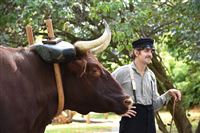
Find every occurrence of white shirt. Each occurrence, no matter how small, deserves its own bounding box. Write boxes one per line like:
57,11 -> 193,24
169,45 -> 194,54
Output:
112,63 -> 171,111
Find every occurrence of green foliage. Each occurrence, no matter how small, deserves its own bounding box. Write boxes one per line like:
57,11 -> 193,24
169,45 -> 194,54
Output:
182,63 -> 200,108
0,0 -> 199,108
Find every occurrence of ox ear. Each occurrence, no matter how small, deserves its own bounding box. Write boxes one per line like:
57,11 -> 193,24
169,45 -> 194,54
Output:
74,20 -> 111,53
67,59 -> 87,77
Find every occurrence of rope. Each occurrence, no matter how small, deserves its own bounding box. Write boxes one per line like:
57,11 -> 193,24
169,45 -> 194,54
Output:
169,99 -> 176,133
80,60 -> 87,77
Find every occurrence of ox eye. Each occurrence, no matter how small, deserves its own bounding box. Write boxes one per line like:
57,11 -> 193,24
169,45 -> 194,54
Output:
90,67 -> 101,77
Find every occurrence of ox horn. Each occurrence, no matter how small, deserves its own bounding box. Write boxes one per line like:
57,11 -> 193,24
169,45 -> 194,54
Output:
74,20 -> 111,53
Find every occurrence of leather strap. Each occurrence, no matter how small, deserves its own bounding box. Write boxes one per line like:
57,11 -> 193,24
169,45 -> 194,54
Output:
129,65 -> 136,91
129,64 -> 137,103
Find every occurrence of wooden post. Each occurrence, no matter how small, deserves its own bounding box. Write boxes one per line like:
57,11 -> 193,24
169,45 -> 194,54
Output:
25,25 -> 34,45
43,19 -> 62,44
53,63 -> 65,116
44,19 -> 65,116
86,114 -> 90,124
45,19 -> 55,39
104,113 -> 109,119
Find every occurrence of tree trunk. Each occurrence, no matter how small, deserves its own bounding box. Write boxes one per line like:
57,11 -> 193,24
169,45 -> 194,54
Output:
168,101 -> 192,133
149,54 -> 192,133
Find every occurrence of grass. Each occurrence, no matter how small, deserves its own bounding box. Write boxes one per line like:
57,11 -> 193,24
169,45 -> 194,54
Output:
45,124 -> 111,133
45,113 -> 116,133
45,109 -> 200,133
156,109 -> 200,133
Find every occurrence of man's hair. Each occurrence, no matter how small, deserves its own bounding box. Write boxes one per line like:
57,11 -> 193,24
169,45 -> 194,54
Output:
130,48 -> 155,60
129,49 -> 142,60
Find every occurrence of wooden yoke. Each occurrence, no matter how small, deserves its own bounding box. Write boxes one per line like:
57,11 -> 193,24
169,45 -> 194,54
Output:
26,25 -> 34,45
44,19 -> 65,116
26,21 -> 64,116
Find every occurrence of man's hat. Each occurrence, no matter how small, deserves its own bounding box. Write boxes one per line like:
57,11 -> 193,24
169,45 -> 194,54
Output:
132,38 -> 154,49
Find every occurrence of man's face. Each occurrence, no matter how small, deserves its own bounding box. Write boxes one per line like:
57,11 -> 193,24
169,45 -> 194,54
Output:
134,48 -> 154,64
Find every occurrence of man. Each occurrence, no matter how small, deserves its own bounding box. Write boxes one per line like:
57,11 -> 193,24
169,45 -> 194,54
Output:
112,38 -> 181,133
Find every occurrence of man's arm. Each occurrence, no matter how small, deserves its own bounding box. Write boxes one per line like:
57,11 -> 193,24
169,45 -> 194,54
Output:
153,85 -> 181,112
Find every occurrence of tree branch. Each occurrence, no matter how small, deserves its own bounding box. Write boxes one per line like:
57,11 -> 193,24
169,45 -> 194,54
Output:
155,113 -> 169,133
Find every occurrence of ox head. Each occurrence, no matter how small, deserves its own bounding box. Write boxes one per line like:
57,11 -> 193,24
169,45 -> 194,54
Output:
61,20 -> 132,115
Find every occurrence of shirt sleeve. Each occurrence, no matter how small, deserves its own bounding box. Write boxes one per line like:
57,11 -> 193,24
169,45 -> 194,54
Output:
111,66 -> 129,84
152,78 -> 172,112
111,68 -> 119,82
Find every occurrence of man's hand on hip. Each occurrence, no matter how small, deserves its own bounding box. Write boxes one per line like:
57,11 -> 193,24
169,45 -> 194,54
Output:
121,106 -> 137,118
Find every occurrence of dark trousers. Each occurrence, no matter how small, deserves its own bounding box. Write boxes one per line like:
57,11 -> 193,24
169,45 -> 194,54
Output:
119,104 -> 156,133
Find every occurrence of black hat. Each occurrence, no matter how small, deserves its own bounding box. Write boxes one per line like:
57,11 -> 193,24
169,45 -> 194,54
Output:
132,38 -> 154,49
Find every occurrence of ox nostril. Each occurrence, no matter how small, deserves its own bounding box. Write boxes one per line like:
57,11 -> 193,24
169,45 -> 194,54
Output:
124,97 -> 133,107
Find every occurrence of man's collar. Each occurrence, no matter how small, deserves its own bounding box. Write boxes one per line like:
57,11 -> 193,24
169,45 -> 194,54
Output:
131,62 -> 150,73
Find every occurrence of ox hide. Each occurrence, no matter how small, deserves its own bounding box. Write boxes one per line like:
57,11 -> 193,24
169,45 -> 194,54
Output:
0,46 -> 132,133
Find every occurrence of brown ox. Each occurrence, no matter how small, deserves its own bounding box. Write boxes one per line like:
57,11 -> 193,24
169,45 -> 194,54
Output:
0,21 -> 132,133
